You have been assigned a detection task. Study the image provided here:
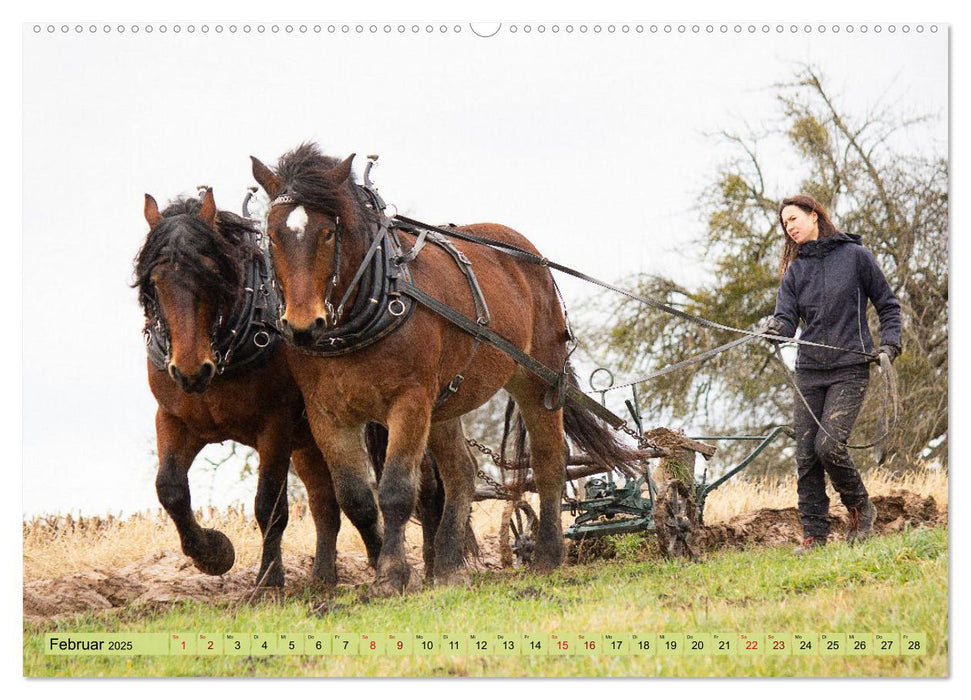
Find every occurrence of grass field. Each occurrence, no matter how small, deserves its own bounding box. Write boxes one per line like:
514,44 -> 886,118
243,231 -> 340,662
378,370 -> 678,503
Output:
24,525 -> 947,677
23,466 -> 948,580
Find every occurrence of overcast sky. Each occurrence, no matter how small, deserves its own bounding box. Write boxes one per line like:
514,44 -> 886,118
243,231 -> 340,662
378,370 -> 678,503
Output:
21,22 -> 946,517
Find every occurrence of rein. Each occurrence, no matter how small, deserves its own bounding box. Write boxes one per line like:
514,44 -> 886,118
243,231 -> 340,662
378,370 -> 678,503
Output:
392,214 -> 878,362
255,168 -> 897,456
390,212 -> 900,453
772,344 -> 900,453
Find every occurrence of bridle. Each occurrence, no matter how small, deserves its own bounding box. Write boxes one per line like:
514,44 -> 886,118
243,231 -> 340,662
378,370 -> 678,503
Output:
258,176 -> 417,358
143,226 -> 278,376
267,194 -> 343,327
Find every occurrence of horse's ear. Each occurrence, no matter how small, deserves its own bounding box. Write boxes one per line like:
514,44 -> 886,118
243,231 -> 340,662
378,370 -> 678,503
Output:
250,156 -> 283,199
199,188 -> 218,229
328,153 -> 356,185
144,194 -> 162,228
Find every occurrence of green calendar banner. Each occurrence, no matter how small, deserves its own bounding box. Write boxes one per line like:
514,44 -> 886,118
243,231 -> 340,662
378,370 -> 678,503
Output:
42,631 -> 929,657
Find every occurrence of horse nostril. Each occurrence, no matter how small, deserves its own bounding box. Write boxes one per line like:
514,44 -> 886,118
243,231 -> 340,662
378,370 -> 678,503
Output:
314,317 -> 326,329
200,361 -> 215,381
280,318 -> 290,328
167,363 -> 181,382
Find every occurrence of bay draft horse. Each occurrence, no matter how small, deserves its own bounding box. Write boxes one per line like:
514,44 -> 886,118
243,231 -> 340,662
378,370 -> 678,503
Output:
251,143 -> 635,596
134,190 -> 383,587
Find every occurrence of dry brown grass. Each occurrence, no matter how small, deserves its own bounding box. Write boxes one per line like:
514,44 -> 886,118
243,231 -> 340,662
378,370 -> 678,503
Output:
23,466 -> 947,583
702,465 -> 948,522
23,501 -> 516,583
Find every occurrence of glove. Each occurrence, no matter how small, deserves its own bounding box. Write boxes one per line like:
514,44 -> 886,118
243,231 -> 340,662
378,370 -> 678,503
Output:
877,344 -> 901,363
758,316 -> 785,344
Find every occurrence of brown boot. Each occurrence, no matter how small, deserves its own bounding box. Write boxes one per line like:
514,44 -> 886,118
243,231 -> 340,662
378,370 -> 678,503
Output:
794,535 -> 826,555
847,501 -> 878,543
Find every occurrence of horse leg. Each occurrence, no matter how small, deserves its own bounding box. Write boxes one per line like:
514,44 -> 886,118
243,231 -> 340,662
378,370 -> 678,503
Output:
154,411 -> 235,575
509,387 -> 567,572
306,418 -> 384,570
290,446 -> 341,585
426,419 -> 476,585
370,392 -> 432,597
417,452 -> 444,581
253,427 -> 292,588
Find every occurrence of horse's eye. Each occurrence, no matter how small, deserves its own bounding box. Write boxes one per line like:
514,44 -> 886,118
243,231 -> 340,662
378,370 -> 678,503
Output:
321,229 -> 335,242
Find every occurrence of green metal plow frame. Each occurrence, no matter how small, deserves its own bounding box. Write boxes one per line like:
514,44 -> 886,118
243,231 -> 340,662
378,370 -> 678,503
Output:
561,425 -> 790,540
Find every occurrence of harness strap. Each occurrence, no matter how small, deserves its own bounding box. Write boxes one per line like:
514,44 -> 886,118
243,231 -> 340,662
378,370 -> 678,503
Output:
395,226 -> 429,264
145,242 -> 280,376
334,221 -> 387,322
425,229 -> 491,325
399,280 -> 627,429
608,335 -> 756,391
393,214 -> 877,360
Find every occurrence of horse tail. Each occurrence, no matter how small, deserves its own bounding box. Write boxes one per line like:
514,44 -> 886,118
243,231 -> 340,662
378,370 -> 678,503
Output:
500,396 -> 529,491
499,369 -> 640,473
364,422 -> 388,483
562,364 -> 641,471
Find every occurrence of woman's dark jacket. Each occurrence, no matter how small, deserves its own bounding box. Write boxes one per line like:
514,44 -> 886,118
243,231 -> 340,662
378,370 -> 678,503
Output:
772,232 -> 901,370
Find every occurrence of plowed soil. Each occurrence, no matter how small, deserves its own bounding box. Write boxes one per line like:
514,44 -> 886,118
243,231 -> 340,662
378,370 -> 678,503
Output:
23,489 -> 943,621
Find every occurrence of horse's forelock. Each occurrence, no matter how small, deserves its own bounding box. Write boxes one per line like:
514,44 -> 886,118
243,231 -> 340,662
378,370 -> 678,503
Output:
273,144 -> 372,233
134,200 -> 255,315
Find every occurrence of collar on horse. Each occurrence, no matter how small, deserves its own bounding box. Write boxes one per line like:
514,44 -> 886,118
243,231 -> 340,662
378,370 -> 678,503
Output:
260,170 -> 632,430
144,231 -> 280,376
262,185 -> 419,358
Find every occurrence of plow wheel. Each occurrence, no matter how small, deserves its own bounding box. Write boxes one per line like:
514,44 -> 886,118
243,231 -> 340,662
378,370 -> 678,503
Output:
499,497 -> 539,568
648,429 -> 702,560
654,479 -> 701,559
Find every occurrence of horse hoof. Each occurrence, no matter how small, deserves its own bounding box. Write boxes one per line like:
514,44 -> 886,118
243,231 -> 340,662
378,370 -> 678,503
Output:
193,529 -> 236,576
368,566 -> 421,597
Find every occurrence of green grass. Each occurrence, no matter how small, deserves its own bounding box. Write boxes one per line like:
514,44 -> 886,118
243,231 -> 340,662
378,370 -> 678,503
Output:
24,527 -> 948,677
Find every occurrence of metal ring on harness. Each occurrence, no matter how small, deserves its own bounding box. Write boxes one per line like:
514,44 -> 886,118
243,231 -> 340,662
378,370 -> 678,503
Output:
589,367 -> 615,392
253,331 -> 271,348
388,298 -> 406,317
143,330 -> 152,346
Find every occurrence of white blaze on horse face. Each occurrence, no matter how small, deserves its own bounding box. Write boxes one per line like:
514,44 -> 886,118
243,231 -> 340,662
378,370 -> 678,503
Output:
286,206 -> 309,240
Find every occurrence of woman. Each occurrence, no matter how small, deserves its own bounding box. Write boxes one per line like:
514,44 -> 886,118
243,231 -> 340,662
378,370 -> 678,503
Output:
762,194 -> 901,552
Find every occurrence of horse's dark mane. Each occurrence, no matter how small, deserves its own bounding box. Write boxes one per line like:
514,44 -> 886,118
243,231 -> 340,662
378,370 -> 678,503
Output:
274,142 -> 377,232
133,196 -> 262,316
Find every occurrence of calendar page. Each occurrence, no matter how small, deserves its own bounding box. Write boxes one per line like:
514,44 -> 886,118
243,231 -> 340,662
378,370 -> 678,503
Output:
21,17 -> 948,679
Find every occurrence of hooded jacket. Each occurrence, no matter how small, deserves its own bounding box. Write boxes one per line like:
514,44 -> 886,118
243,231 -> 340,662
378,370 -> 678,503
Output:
772,232 -> 901,370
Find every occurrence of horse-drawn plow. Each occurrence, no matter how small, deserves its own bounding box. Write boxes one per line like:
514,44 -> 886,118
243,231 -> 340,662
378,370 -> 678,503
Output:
133,144 -> 904,599
239,169 -> 792,571
233,152 -> 804,577
467,372 -> 790,566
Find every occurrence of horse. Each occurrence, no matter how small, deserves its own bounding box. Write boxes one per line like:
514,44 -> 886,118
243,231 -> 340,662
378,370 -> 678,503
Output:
250,143 -> 636,595
134,189 -> 384,587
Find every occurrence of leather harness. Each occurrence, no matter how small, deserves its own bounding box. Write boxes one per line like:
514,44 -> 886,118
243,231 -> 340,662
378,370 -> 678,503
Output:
261,176 -> 625,427
144,231 -> 281,377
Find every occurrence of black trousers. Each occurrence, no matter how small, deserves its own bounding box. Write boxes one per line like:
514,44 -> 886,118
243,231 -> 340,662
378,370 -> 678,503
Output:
793,363 -> 870,539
